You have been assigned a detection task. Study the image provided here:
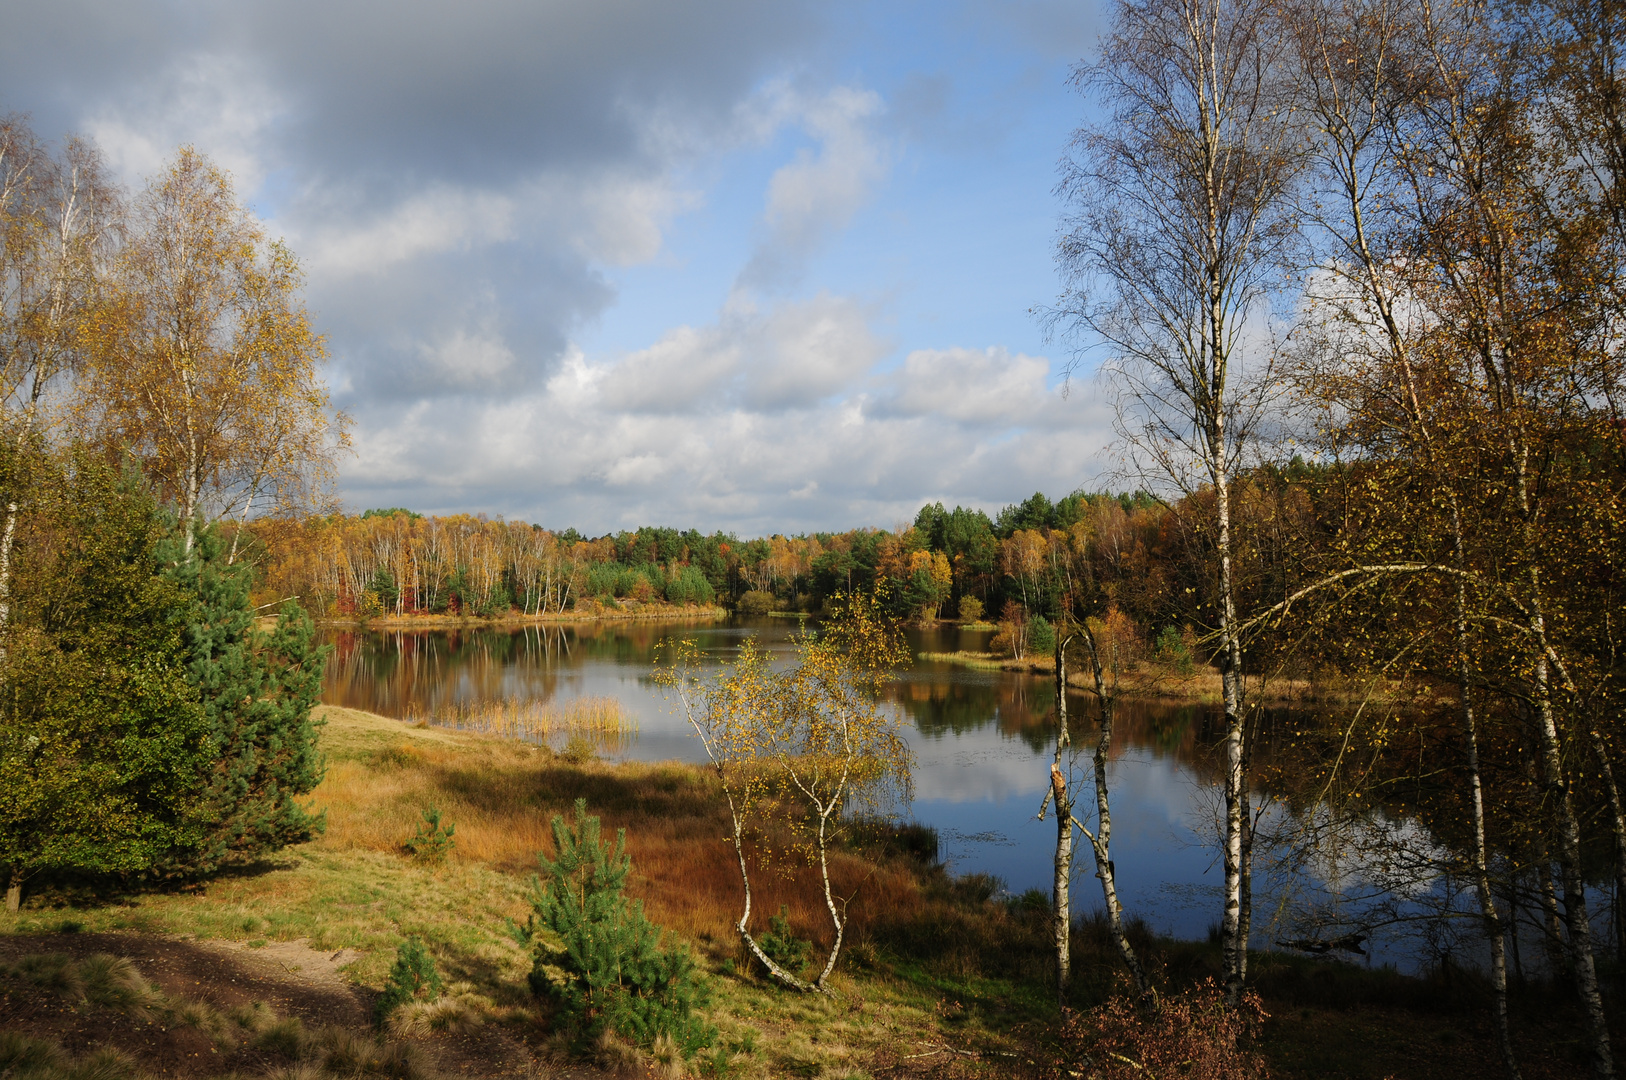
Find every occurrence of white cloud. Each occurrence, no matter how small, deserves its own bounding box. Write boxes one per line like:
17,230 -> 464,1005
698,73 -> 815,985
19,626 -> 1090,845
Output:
890,346 -> 1054,425
83,52 -> 285,193
598,292 -> 887,412
302,187 -> 517,279
339,294 -> 1115,533
418,326 -> 518,386
737,84 -> 893,289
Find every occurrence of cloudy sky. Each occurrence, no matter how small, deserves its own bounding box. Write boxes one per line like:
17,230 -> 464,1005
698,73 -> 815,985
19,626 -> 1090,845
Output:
5,0 -> 1115,535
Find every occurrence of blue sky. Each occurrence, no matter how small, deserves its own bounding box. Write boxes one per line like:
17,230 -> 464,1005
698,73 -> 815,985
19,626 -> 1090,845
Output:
4,0 -> 1117,535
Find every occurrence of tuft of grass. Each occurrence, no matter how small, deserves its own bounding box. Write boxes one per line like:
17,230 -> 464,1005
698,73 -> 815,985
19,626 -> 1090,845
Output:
77,954 -> 163,1016
7,953 -> 86,1000
0,1031 -> 69,1076
384,984 -> 490,1038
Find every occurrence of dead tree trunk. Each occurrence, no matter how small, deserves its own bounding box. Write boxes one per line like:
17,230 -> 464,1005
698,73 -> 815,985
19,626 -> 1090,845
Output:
1077,625 -> 1153,1001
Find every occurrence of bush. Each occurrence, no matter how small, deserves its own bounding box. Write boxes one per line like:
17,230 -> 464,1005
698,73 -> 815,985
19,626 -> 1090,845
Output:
736,590 -> 776,616
403,807 -> 455,865
376,939 -> 443,1025
513,799 -> 713,1055
1052,978 -> 1268,1080
956,595 -> 983,622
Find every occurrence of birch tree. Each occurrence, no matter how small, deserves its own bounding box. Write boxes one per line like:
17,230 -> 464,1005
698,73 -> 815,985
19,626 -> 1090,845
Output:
1053,0 -> 1302,1004
81,147 -> 348,557
0,119 -> 118,652
656,591 -> 912,993
1040,618 -> 1152,1006
1279,0 -> 1522,1072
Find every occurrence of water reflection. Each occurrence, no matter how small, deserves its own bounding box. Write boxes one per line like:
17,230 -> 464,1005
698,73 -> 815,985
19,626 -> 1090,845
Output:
317,618 -> 1442,961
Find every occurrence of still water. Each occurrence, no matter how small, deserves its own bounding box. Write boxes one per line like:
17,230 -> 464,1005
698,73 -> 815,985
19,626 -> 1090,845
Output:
318,617 -> 1382,956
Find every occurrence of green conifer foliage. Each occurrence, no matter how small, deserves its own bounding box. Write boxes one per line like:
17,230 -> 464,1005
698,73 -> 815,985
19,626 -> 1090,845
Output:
403,806 -> 456,864
376,938 -> 443,1024
158,522 -> 327,874
514,799 -> 713,1054
0,452 -> 210,900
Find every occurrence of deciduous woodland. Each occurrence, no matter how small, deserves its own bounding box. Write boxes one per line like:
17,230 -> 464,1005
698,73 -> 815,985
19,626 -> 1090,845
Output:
7,0 -> 1626,1077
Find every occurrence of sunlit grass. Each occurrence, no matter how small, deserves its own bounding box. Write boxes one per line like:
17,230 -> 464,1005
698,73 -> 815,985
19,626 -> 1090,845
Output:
0,706 -> 1042,1077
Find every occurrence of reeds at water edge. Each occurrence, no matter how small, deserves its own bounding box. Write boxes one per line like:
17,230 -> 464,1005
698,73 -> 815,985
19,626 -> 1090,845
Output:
403,694 -> 638,753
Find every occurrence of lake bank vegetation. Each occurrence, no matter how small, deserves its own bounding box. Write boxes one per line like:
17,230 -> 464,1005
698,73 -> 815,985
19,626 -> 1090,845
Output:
4,705 -> 1616,1079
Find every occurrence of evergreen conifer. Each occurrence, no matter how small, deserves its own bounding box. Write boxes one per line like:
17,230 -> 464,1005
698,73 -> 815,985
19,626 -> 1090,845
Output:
376,938 -> 443,1024
157,521 -> 327,875
0,452 -> 210,907
514,799 -> 713,1054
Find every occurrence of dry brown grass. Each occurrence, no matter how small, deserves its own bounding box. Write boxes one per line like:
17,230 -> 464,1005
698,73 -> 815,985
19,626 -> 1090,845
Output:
312,706 -> 929,953
403,695 -> 638,754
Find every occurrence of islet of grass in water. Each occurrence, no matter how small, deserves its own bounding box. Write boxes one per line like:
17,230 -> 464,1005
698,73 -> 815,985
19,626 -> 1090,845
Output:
405,694 -> 637,754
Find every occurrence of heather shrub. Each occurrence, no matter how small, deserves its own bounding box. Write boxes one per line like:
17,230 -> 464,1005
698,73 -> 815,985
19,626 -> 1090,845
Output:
1053,978 -> 1269,1080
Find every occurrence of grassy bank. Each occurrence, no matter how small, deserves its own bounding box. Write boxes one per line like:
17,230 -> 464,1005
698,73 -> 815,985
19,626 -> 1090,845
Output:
0,706 -> 1606,1078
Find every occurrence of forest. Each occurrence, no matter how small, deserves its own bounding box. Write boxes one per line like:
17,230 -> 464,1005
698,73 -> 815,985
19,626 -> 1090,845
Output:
243,487 -> 1167,633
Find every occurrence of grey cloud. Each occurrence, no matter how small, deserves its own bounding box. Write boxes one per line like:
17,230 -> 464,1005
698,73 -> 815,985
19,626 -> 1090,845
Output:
1,0 -> 826,414
243,0 -> 812,185
311,238 -> 609,401
3,1 -> 817,186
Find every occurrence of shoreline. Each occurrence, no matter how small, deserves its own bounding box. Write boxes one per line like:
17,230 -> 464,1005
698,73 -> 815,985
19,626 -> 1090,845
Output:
309,604 -> 730,630
917,649 -> 1427,707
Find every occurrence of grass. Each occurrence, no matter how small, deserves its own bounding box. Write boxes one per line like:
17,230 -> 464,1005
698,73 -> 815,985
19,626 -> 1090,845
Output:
1,705 -> 1614,1079
402,694 -> 638,755
0,951 -> 437,1080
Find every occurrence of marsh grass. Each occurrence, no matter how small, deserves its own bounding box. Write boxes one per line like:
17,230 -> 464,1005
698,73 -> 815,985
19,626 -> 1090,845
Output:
405,695 -> 637,754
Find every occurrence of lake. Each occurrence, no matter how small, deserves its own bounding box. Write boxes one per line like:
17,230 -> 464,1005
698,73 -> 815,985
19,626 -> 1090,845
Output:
316,616 -> 1444,966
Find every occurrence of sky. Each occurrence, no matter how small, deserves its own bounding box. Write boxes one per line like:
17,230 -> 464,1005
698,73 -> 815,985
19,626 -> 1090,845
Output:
4,0 -> 1117,536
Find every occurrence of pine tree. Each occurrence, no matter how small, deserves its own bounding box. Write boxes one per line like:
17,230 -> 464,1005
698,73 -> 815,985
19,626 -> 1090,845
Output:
0,450 -> 210,908
157,521 -> 327,875
514,799 -> 713,1054
376,938 -> 443,1024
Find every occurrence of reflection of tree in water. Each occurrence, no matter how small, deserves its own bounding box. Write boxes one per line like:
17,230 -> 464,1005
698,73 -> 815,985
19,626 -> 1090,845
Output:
323,625 -> 1307,800
322,627 -> 577,718
888,674 -> 1059,752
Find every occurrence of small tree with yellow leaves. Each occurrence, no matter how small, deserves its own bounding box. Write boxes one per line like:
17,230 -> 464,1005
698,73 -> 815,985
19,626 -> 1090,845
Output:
655,590 -> 912,993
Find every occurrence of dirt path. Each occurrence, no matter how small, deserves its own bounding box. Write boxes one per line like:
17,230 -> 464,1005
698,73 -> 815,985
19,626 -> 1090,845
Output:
0,932 -> 613,1078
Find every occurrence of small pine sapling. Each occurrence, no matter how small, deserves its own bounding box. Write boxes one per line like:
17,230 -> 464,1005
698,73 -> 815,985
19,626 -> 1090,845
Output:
511,799 -> 714,1056
403,806 -> 456,864
758,907 -> 812,979
376,938 -> 443,1025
